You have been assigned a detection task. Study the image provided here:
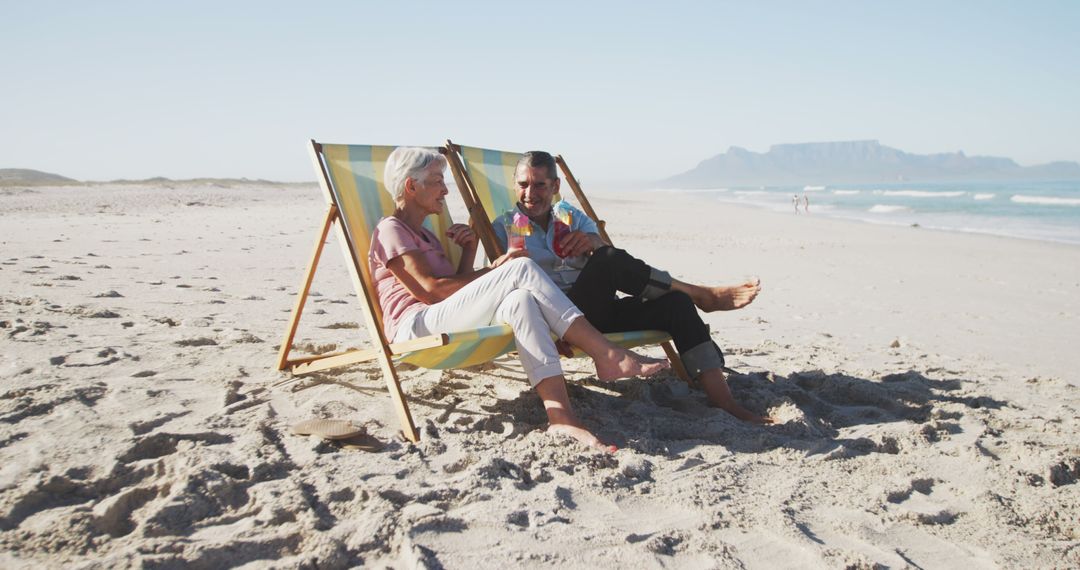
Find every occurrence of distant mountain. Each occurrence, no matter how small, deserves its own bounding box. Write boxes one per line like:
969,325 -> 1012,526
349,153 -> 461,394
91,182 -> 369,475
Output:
662,141 -> 1080,187
0,169 -> 309,187
0,168 -> 79,186
97,176 -> 301,186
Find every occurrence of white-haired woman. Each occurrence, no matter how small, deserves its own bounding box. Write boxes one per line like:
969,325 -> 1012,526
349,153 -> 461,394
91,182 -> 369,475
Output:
369,147 -> 668,451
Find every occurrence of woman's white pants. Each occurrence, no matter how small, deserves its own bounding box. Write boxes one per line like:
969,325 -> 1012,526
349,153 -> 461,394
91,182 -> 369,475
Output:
394,258 -> 582,386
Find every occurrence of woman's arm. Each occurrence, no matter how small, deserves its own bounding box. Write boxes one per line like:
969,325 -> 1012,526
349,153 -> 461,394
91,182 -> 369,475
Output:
387,248 -> 526,304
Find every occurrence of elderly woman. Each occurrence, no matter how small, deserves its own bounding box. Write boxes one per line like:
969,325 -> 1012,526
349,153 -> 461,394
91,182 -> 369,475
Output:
369,147 -> 667,451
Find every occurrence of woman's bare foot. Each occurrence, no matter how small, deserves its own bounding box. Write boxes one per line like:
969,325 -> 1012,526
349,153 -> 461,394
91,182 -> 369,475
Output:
535,376 -> 618,453
547,422 -> 617,453
686,279 -> 761,312
594,348 -> 670,381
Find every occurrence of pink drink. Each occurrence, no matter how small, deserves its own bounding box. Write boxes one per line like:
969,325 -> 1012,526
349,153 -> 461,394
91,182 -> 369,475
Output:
508,213 -> 531,251
552,220 -> 570,258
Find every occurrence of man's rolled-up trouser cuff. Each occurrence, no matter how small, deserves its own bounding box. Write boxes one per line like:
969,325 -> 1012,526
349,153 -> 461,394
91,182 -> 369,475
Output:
680,340 -> 726,378
641,268 -> 672,300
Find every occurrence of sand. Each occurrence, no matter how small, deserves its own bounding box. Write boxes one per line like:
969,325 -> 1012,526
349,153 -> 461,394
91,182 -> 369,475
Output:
1,181 -> 1077,568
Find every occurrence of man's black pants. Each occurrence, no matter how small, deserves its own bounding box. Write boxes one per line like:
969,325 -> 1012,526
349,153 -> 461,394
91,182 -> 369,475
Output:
566,246 -> 723,374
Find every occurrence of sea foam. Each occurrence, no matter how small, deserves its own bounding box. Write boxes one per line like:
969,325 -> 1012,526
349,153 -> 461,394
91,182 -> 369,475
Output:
973,193 -> 996,200
1011,195 -> 1080,207
882,190 -> 966,198
869,205 -> 911,213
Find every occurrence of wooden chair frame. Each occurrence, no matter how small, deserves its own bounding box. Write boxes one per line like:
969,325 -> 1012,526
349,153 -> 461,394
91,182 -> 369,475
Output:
276,141 -> 456,442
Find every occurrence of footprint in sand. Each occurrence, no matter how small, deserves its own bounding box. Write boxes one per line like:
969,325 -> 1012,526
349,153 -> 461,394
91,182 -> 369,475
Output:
885,477 -> 961,526
320,322 -> 359,330
174,337 -> 218,347
54,347 -> 131,367
128,411 -> 191,435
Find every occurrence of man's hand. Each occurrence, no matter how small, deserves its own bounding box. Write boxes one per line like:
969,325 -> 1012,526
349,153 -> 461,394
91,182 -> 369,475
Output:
557,230 -> 599,257
446,224 -> 477,249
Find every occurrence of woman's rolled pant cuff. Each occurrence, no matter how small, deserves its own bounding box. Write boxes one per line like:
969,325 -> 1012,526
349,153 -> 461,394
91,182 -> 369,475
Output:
527,362 -> 565,387
641,268 -> 672,300
680,340 -> 726,378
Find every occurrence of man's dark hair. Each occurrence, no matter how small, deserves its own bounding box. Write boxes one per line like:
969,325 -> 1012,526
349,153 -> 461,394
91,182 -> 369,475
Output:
516,151 -> 559,181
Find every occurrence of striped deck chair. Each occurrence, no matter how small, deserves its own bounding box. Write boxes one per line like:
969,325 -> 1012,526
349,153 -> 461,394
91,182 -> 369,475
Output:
443,141 -> 692,381
277,141 -> 518,442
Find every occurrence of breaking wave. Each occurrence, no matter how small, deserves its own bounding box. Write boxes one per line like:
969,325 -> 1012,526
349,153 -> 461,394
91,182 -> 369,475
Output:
868,205 -> 911,213
881,190 -> 966,198
1010,195 -> 1080,207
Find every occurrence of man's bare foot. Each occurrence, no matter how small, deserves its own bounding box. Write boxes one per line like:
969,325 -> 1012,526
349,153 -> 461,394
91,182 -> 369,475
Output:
547,422 -> 617,453
711,403 -> 775,425
594,348 -> 670,381
689,279 -> 761,312
700,369 -> 774,424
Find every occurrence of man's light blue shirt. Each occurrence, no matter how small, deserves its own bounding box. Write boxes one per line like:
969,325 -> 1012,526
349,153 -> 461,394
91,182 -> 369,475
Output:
492,203 -> 599,289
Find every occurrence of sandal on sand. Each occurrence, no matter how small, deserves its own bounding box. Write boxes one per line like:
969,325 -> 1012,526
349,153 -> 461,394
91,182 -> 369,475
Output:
291,418 -> 363,440
336,433 -> 384,452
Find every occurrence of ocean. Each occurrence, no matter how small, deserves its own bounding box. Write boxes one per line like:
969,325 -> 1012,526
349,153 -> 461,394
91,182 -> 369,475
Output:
657,180 -> 1080,245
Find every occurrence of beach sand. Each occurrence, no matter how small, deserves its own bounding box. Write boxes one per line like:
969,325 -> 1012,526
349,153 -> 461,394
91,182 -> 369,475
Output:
1,182 -> 1077,568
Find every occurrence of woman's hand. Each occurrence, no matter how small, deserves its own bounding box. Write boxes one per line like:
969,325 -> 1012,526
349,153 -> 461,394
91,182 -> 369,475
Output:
491,248 -> 527,268
446,224 -> 477,250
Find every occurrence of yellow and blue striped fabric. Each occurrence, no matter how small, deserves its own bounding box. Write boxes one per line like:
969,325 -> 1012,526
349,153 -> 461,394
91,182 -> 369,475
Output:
457,145 -> 563,222
398,324 -> 516,368
453,143 -> 675,362
398,326 -> 671,369
321,144 -> 459,292
319,143 -> 517,369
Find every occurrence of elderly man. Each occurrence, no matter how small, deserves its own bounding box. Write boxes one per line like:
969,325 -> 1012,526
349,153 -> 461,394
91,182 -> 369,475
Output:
493,151 -> 770,424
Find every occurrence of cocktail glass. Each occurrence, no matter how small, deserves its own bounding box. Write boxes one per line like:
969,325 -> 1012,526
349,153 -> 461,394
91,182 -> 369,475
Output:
552,209 -> 573,271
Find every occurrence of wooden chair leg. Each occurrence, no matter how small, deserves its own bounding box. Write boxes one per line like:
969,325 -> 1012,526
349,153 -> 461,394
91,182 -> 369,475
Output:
375,350 -> 419,442
661,340 -> 693,385
276,204 -> 338,370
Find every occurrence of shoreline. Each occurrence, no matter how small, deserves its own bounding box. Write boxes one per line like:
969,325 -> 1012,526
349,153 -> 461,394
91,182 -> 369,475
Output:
645,185 -> 1080,247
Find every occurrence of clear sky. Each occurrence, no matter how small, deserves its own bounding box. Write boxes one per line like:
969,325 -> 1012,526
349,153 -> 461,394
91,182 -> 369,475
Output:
2,1 -> 1078,184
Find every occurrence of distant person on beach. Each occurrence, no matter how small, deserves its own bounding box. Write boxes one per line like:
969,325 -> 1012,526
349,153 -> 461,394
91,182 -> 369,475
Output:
368,147 -> 668,451
803,194 -> 810,214
493,151 -> 772,424
793,194 -> 800,214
